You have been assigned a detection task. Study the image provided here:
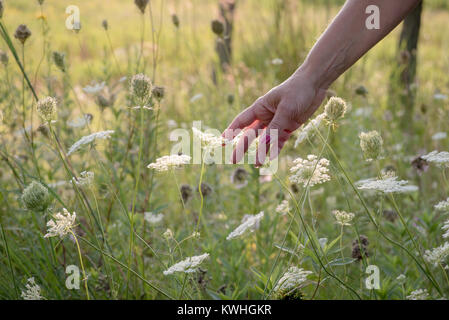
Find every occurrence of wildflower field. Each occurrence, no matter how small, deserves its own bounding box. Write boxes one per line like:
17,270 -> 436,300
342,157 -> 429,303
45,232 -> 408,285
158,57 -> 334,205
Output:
1,0 -> 449,301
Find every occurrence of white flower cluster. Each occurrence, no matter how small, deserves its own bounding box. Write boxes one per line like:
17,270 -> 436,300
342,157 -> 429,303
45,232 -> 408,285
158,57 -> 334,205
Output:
294,113 -> 326,147
21,277 -> 44,300
192,127 -> 227,150
44,208 -> 76,239
72,171 -> 94,187
435,198 -> 449,212
289,155 -> 331,187
424,242 -> 449,266
226,212 -> 264,240
357,173 -> 418,193
442,219 -> 449,239
83,81 -> 105,94
274,267 -> 313,294
67,130 -> 114,156
147,154 -> 191,172
421,151 -> 449,167
276,200 -> 290,215
406,288 -> 429,300
67,114 -> 92,128
163,253 -> 209,275
144,212 -> 164,224
332,210 -> 355,226
432,132 -> 447,141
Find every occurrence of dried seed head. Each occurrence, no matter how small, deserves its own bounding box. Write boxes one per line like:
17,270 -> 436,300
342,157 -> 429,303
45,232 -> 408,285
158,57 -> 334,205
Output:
96,93 -> 116,109
359,130 -> 383,161
0,50 -> 8,67
227,94 -> 234,105
14,24 -> 32,44
383,209 -> 397,222
180,184 -> 193,203
211,19 -> 224,36
21,181 -> 52,212
102,19 -> 108,30
134,0 -> 149,14
52,51 -> 66,72
0,0 -> 4,18
171,13 -> 179,28
198,183 -> 213,197
152,86 -> 165,101
38,0 -> 45,5
355,85 -> 368,96
130,73 -> 152,103
352,235 -> 369,247
352,235 -> 369,261
324,97 -> 347,123
37,97 -> 57,121
231,168 -> 248,188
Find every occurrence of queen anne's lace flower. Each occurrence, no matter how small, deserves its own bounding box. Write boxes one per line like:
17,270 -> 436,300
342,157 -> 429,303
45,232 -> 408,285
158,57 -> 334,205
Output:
332,210 -> 355,226
421,151 -> 449,167
21,278 -> 44,300
192,127 -> 227,150
147,154 -> 191,172
67,130 -> 114,156
83,82 -> 105,94
294,113 -> 326,147
424,242 -> 449,266
406,289 -> 429,300
274,267 -> 313,294
289,155 -> 331,187
144,212 -> 164,224
276,200 -> 290,215
432,132 -> 447,141
163,253 -> 209,275
44,208 -> 76,239
442,219 -> 449,239
72,171 -> 94,187
357,173 -> 418,193
226,212 -> 264,240
435,198 -> 449,212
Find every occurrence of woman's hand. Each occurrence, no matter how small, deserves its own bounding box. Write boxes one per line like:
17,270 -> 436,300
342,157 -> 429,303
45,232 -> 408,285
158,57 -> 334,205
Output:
222,68 -> 327,166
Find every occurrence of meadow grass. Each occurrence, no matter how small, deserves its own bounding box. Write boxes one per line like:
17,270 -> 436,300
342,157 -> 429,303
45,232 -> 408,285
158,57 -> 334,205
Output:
0,0 -> 448,300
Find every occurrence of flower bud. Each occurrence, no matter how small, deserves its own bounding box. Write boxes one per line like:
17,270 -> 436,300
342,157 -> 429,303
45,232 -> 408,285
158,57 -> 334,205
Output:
324,97 -> 347,123
211,19 -> 224,36
171,14 -> 179,28
359,130 -> 383,161
21,181 -> 52,212
37,97 -> 57,121
0,50 -> 8,67
0,0 -> 4,18
102,19 -> 108,30
14,24 -> 32,44
52,51 -> 66,72
152,86 -> 165,101
130,73 -> 152,103
134,0 -> 149,14
163,228 -> 174,239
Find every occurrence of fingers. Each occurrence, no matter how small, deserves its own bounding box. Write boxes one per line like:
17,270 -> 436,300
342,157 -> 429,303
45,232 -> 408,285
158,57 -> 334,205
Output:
255,110 -> 300,167
231,120 -> 265,164
222,102 -> 259,141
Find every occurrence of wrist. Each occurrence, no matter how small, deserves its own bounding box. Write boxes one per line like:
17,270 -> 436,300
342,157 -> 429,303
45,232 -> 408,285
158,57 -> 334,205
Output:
293,60 -> 332,91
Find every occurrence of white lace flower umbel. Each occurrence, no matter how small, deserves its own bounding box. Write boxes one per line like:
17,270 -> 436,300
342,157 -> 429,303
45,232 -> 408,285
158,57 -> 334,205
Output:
147,154 -> 191,172
273,267 -> 313,294
421,151 -> 449,167
357,173 -> 418,193
67,130 -> 114,156
226,212 -> 264,240
44,208 -> 76,239
289,155 -> 330,187
21,277 -> 44,300
163,253 -> 209,275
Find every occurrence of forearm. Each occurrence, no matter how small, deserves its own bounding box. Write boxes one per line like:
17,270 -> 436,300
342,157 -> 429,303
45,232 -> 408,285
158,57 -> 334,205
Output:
297,0 -> 422,89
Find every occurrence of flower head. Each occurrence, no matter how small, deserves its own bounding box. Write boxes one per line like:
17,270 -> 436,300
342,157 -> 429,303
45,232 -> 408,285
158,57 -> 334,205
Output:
226,212 -> 264,240
407,289 -> 429,300
21,181 -> 52,212
435,198 -> 449,212
359,130 -> 383,161
231,168 -> 249,189
14,24 -> 32,44
324,97 -> 347,123
134,0 -> 149,14
44,208 -> 76,239
37,97 -> 57,122
163,253 -> 209,275
144,212 -> 164,224
332,210 -> 355,226
424,242 -> 449,266
442,219 -> 449,239
294,113 -> 326,147
193,127 -> 227,150
422,151 -> 449,168
52,51 -> 66,72
211,19 -> 224,36
0,50 -> 8,66
276,200 -> 290,215
274,267 -> 313,294
67,130 -> 114,156
21,278 -> 44,300
357,172 -> 418,193
130,73 -> 152,103
180,184 -> 193,203
72,171 -> 94,188
147,154 -> 191,172
289,155 -> 331,187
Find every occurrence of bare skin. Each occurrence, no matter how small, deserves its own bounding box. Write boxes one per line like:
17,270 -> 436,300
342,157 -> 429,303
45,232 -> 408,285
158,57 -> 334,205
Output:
222,0 -> 422,166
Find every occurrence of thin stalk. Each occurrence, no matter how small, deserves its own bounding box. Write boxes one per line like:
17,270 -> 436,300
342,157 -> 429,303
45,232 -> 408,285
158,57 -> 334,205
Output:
69,230 -> 90,300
